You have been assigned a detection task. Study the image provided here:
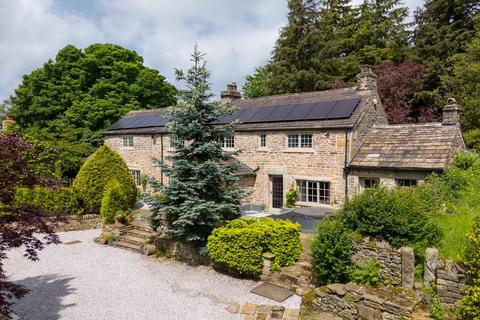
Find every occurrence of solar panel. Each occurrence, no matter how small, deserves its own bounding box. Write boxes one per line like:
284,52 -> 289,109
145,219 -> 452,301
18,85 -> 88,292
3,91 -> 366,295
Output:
326,98 -> 360,119
214,108 -> 245,124
248,105 -> 278,123
304,101 -> 337,120
238,107 -> 261,123
265,105 -> 295,122
284,103 -> 316,121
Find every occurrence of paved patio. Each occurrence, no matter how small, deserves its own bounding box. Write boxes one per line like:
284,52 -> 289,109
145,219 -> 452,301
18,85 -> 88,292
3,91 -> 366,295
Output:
5,229 -> 300,320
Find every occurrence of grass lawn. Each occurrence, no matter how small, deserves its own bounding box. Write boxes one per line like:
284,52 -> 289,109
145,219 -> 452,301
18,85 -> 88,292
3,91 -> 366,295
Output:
437,177 -> 480,260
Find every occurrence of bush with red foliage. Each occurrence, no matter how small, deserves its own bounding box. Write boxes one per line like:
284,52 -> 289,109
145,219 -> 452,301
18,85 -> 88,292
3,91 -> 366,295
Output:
0,132 -> 62,313
375,60 -> 440,124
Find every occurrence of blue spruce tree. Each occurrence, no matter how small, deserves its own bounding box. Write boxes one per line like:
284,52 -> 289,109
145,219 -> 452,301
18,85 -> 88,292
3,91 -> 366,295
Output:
149,47 -> 244,247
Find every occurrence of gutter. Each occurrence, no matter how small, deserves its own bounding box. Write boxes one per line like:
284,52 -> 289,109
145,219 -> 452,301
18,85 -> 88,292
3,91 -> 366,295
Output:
344,130 -> 350,203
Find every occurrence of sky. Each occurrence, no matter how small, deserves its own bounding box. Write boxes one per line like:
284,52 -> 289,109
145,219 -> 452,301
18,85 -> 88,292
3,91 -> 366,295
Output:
0,0 -> 424,103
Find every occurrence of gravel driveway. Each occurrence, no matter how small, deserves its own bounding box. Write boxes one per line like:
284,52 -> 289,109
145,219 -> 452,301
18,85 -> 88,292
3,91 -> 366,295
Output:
5,229 -> 300,320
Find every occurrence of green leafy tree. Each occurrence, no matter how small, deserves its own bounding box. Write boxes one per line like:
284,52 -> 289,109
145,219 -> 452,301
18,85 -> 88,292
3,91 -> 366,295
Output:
413,0 -> 479,108
9,44 -> 176,178
148,47 -> 244,246
242,66 -> 270,98
73,145 -> 136,214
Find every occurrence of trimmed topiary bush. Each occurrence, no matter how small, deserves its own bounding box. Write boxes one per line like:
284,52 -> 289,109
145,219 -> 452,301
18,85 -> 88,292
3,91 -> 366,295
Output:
207,217 -> 301,276
100,179 -> 130,224
73,145 -> 136,213
310,217 -> 360,285
15,186 -> 83,216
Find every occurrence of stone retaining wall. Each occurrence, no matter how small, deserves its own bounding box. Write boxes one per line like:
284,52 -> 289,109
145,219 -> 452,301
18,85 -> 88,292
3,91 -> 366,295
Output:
424,248 -> 472,308
153,236 -> 211,266
353,238 -> 414,288
313,282 -> 417,320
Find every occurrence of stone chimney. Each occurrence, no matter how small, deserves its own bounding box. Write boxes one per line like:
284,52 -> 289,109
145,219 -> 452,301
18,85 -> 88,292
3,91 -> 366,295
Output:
356,65 -> 377,91
221,82 -> 241,101
2,114 -> 15,130
443,98 -> 461,127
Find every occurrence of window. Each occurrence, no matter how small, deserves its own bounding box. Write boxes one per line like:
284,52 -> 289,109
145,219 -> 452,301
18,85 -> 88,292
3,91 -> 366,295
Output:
361,178 -> 379,189
131,170 -> 141,186
122,137 -> 133,148
296,180 -> 330,204
396,179 -> 417,188
219,136 -> 235,148
259,134 -> 267,148
287,134 -> 313,148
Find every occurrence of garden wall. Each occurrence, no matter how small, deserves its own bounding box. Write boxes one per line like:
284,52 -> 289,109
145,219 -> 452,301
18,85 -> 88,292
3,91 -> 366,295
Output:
424,248 -> 472,308
353,237 -> 414,288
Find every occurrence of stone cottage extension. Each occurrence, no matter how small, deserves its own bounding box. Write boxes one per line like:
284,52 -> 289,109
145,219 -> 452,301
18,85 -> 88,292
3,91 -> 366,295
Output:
104,66 -> 464,210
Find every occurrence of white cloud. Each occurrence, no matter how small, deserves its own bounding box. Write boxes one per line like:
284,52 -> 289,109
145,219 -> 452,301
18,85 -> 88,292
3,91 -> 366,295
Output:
0,0 -> 424,102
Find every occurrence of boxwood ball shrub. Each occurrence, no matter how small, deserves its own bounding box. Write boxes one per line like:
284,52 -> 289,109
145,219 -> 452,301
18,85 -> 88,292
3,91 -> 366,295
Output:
207,217 -> 301,276
15,186 -> 83,216
100,179 -> 129,224
73,145 -> 136,213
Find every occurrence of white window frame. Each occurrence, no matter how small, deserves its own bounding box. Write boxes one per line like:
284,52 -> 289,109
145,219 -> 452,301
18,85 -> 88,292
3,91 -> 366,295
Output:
296,179 -> 330,204
131,170 -> 141,186
259,134 -> 267,148
361,177 -> 379,189
122,136 -> 134,148
395,179 -> 417,188
286,133 -> 313,149
219,135 -> 235,149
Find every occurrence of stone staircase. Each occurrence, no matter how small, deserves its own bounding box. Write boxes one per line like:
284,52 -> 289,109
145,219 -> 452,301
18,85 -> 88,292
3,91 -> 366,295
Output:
113,220 -> 156,253
262,261 -> 314,294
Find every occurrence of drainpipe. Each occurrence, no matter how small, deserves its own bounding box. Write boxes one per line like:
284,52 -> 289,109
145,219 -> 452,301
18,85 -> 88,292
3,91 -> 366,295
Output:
344,130 -> 350,203
160,134 -> 164,184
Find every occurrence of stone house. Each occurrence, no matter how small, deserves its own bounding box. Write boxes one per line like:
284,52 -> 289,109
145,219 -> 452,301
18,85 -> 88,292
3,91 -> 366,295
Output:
104,66 -> 464,210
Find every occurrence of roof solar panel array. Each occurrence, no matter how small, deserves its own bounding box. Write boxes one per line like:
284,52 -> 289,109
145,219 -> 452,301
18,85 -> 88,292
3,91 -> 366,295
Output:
107,98 -> 361,131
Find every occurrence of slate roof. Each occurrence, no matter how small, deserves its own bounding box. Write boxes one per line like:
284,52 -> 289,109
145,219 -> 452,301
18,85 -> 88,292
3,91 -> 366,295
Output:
349,124 -> 464,171
223,158 -> 258,176
104,88 -> 368,135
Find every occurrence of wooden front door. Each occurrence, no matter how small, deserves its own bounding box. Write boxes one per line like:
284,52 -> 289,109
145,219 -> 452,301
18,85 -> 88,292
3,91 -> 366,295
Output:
271,176 -> 284,209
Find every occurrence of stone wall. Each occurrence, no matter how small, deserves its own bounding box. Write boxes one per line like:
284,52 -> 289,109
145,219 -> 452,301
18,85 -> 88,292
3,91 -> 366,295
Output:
313,282 -> 417,320
152,236 -> 211,266
424,248 -> 472,308
353,238 -> 414,288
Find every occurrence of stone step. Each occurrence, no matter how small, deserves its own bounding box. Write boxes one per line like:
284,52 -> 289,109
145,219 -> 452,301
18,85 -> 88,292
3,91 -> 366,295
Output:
130,220 -> 154,233
119,234 -> 145,246
113,240 -> 141,253
126,228 -> 154,238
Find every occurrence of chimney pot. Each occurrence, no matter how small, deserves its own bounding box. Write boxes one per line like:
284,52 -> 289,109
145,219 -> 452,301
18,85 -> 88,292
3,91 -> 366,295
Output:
221,82 -> 241,101
356,64 -> 377,91
443,98 -> 461,127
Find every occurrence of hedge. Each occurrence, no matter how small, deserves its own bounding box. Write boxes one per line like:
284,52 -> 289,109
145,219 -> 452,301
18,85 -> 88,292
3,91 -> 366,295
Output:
100,179 -> 129,224
207,217 -> 301,276
73,145 -> 136,213
15,186 -> 83,216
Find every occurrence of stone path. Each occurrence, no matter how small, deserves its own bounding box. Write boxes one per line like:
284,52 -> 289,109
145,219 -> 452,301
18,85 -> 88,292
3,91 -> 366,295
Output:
226,303 -> 300,320
5,229 -> 300,320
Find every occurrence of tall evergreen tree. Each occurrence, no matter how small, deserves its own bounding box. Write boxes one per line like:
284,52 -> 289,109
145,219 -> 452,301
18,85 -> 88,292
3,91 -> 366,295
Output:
444,23 -> 480,150
268,0 -> 322,93
352,0 -> 411,65
148,47 -> 244,246
413,0 -> 479,106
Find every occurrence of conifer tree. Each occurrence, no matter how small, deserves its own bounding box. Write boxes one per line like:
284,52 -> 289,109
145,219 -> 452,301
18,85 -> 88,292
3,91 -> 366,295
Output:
149,47 -> 244,246
413,0 -> 479,106
352,0 -> 411,65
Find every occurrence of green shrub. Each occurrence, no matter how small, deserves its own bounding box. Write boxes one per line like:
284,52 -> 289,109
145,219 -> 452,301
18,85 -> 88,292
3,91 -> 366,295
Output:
207,217 -> 301,276
100,179 -> 130,224
310,217 -> 360,285
340,186 -> 442,251
350,259 -> 381,286
73,145 -> 136,213
425,287 -> 447,320
453,151 -> 480,170
460,217 -> 480,320
284,183 -> 298,208
15,186 -> 83,215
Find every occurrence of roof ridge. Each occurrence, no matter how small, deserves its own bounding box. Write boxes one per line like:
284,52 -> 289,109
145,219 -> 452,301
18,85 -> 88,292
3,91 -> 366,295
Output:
238,87 -> 357,103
